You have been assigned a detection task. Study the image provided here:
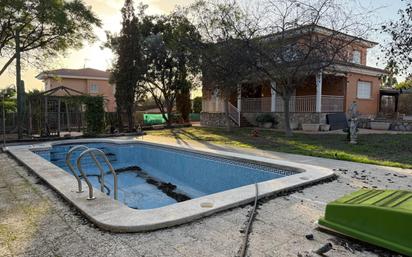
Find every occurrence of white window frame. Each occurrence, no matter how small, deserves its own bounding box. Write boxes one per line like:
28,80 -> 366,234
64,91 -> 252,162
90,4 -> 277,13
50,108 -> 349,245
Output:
352,50 -> 361,64
90,84 -> 99,94
357,81 -> 372,99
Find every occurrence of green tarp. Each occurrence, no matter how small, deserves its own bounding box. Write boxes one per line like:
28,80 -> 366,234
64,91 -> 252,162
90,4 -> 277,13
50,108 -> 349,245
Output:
143,114 -> 167,125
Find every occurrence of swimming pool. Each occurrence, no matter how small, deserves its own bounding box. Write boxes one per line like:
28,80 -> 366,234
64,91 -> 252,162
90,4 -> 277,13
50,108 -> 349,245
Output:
6,139 -> 334,232
35,142 -> 296,209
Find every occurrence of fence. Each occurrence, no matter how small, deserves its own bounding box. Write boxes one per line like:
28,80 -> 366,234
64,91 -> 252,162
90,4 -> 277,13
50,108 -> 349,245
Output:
241,95 -> 344,113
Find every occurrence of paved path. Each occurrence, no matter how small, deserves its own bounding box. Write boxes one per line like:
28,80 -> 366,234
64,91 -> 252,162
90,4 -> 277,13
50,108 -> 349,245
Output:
0,136 -> 411,257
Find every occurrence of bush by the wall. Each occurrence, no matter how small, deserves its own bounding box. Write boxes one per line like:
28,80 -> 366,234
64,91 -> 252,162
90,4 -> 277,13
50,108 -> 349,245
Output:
192,96 -> 202,113
84,96 -> 105,136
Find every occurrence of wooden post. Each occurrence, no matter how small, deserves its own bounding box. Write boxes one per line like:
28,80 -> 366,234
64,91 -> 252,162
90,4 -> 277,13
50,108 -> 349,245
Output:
378,94 -> 382,113
28,99 -> 32,135
44,97 -> 48,135
237,84 -> 242,111
15,31 -> 23,139
271,81 -> 277,112
65,101 -> 71,133
57,98 -> 61,137
394,95 -> 399,113
77,104 -> 81,132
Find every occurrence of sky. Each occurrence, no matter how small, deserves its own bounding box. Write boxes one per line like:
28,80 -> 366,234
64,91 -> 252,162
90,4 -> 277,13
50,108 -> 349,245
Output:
0,0 -> 408,91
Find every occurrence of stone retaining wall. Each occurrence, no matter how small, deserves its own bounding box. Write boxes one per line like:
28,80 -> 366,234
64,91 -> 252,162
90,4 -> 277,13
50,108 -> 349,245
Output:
357,118 -> 412,131
200,113 -> 237,128
241,112 -> 333,129
201,112 -> 332,129
391,120 -> 412,131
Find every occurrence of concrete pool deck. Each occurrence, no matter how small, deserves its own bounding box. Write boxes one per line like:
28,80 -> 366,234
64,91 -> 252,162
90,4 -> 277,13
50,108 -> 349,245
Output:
1,136 -> 411,256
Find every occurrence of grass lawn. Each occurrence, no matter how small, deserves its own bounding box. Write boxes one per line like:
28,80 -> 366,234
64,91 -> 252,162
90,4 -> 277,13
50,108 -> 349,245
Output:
147,127 -> 412,169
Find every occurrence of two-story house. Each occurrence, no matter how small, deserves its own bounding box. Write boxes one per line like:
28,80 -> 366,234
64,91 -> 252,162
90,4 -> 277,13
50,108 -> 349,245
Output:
201,25 -> 388,128
36,68 -> 116,112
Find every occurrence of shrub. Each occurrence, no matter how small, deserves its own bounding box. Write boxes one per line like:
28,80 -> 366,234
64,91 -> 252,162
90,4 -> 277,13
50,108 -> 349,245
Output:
256,114 -> 276,123
192,96 -> 202,113
84,96 -> 105,136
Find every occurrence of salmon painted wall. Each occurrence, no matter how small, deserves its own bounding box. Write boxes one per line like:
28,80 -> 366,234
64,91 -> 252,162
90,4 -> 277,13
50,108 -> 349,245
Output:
45,78 -> 116,112
86,79 -> 116,112
345,73 -> 381,116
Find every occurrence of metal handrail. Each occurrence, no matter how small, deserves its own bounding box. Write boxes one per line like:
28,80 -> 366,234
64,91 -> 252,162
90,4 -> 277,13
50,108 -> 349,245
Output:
66,145 -> 90,193
76,148 -> 118,200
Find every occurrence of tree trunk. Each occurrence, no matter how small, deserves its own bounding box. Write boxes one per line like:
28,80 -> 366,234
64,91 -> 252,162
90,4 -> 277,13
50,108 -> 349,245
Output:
283,96 -> 293,137
116,107 -> 123,132
223,98 -> 232,132
126,106 -> 134,132
165,108 -> 172,127
176,89 -> 191,122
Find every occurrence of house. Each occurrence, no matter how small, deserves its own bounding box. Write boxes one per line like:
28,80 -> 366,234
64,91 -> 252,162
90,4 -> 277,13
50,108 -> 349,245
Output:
200,26 -> 388,128
36,68 -> 116,112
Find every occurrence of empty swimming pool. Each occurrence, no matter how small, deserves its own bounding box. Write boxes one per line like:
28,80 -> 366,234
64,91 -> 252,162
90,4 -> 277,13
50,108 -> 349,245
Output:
7,139 -> 334,232
35,142 -> 296,209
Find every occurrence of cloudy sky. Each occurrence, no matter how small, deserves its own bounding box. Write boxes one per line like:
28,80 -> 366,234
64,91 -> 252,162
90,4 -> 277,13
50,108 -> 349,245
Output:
0,0 -> 407,90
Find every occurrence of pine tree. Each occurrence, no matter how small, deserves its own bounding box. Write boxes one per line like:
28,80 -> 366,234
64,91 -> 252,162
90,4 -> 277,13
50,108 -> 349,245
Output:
109,0 -> 146,131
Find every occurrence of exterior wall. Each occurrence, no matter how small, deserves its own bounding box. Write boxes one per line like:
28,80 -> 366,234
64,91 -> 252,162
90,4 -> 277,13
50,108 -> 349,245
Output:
47,78 -> 88,92
44,77 -> 116,112
345,72 -> 381,116
295,76 -> 345,96
86,79 -> 116,112
399,94 -> 412,115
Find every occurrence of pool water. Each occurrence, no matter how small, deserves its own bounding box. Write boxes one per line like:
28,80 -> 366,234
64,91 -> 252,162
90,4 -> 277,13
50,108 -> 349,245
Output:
35,143 -> 297,209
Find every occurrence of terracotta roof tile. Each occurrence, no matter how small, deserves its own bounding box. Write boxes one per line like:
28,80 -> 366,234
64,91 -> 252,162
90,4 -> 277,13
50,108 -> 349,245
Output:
37,68 -> 110,79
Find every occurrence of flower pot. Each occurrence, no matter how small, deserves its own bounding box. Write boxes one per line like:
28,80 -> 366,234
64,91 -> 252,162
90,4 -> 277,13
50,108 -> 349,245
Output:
263,122 -> 272,128
290,121 -> 299,130
302,123 -> 320,132
370,121 -> 391,130
320,124 -> 331,131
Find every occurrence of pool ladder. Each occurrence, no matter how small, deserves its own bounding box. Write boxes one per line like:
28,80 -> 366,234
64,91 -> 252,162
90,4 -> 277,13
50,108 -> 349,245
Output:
66,145 -> 118,200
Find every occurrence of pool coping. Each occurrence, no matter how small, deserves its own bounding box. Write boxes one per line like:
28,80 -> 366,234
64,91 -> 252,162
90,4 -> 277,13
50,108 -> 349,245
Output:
5,138 -> 335,232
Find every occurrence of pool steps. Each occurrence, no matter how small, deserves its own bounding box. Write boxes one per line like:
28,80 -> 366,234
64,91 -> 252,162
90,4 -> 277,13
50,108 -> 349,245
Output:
75,148 -> 119,200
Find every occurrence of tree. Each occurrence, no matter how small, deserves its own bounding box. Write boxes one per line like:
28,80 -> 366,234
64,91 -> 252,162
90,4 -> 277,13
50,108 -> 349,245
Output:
382,1 -> 412,73
395,79 -> 412,90
176,89 -> 192,122
244,0 -> 371,136
143,13 -> 200,126
381,60 -> 399,88
0,0 -> 101,77
190,0 -> 371,136
188,0 -> 253,131
106,1 -> 149,131
0,87 -> 16,113
192,96 -> 202,113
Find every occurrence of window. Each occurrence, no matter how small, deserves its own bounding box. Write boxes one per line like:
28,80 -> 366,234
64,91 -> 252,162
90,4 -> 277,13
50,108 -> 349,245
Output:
90,84 -> 98,93
352,50 -> 361,64
357,81 -> 371,99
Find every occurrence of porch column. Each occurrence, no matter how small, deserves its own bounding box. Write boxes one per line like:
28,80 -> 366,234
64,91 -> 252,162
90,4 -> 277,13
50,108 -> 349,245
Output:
57,98 -> 61,137
271,81 -> 276,112
237,84 -> 241,111
316,70 -> 323,113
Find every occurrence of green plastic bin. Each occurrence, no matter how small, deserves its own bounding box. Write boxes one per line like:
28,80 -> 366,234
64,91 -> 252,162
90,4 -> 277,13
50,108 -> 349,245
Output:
319,189 -> 412,256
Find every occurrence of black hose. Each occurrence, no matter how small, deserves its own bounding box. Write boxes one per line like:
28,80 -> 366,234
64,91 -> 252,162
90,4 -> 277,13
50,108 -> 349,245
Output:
238,183 -> 259,257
